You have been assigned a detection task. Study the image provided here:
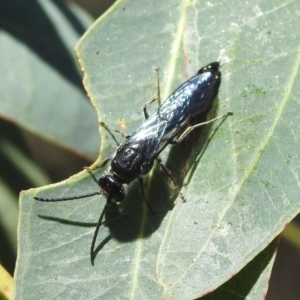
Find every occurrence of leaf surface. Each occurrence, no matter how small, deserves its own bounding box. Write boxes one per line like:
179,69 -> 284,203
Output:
16,0 -> 300,299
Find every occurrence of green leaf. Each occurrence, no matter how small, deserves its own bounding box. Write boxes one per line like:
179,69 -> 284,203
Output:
201,238 -> 278,300
15,0 -> 300,299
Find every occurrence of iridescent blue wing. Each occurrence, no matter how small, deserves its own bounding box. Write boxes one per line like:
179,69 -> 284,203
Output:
127,62 -> 221,161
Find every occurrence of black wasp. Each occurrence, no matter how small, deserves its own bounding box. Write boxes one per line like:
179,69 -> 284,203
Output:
34,62 -> 232,265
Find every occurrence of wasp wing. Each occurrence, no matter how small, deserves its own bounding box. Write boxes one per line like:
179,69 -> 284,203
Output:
128,64 -> 220,161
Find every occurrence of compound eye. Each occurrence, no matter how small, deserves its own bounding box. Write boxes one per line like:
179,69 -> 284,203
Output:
99,175 -> 125,202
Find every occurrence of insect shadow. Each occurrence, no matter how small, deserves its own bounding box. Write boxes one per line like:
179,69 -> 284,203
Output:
36,101 -> 222,247
99,97 -> 222,243
34,62 -> 232,264
37,95 -> 223,260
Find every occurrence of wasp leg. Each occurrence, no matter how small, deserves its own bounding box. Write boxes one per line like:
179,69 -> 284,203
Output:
174,112 -> 233,144
137,177 -> 154,214
156,157 -> 187,203
99,121 -> 129,139
143,67 -> 161,119
83,160 -> 108,181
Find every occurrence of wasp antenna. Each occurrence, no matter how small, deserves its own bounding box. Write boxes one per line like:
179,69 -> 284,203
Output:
91,201 -> 109,266
34,191 -> 102,202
